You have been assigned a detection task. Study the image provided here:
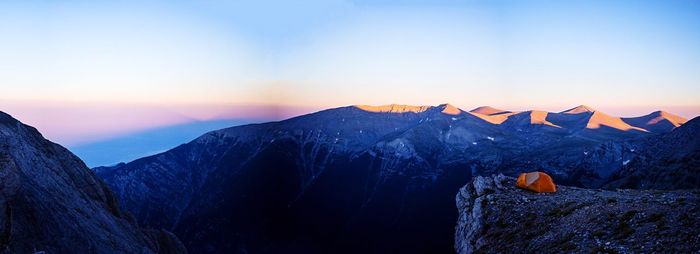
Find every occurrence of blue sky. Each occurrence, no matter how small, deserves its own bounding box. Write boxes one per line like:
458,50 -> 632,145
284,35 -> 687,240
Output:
1,0 -> 699,144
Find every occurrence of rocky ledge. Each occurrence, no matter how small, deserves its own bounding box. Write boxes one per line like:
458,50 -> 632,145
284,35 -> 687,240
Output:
455,175 -> 700,254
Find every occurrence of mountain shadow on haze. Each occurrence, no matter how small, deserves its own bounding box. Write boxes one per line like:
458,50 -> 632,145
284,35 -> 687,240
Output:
70,118 -> 260,167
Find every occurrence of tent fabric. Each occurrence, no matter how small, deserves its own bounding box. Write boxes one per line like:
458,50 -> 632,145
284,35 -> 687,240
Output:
516,171 -> 557,193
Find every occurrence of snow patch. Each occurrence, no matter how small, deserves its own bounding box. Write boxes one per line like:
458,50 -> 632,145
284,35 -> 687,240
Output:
472,142 -> 478,145
378,138 -> 416,158
487,136 -> 495,141
623,160 -> 631,165
451,117 -> 458,121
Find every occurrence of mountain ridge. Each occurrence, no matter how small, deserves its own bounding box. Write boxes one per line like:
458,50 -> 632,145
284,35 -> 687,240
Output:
622,110 -> 687,133
469,106 -> 510,116
349,103 -> 686,134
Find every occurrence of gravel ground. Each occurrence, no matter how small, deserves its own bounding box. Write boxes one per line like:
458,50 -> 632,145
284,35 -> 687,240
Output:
456,175 -> 700,254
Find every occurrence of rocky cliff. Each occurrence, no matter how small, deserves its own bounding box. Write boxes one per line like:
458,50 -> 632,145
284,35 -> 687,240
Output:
0,111 -> 187,254
455,175 -> 700,254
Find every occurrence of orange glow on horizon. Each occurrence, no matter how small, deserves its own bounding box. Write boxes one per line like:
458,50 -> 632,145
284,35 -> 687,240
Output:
1,100 -> 698,146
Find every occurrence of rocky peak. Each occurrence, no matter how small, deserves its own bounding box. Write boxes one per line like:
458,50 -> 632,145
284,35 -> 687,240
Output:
438,103 -> 463,115
622,111 -> 688,133
469,106 -> 510,116
561,105 -> 596,114
650,110 -> 686,123
353,104 -> 433,113
585,111 -> 646,132
0,111 -> 187,253
454,174 -> 509,254
351,103 -> 466,117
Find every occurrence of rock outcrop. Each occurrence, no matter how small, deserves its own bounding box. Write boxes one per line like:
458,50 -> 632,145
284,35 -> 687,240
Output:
456,175 -> 700,254
0,111 -> 187,254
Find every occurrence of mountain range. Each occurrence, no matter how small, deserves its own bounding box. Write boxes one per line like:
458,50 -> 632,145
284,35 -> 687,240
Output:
93,103 -> 698,253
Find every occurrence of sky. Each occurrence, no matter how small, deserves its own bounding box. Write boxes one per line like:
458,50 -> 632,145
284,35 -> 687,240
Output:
1,0 -> 699,145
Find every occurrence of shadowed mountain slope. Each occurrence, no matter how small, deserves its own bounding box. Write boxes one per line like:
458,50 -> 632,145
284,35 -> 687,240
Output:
605,116 -> 700,189
0,111 -> 186,254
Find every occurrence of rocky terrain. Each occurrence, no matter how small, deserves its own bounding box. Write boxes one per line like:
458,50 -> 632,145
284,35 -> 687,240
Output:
0,111 -> 187,254
605,117 -> 700,189
94,103 -> 697,253
455,175 -> 700,254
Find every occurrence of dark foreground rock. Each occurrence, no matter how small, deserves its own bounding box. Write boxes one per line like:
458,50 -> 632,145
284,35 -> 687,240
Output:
456,175 -> 700,254
0,112 -> 187,254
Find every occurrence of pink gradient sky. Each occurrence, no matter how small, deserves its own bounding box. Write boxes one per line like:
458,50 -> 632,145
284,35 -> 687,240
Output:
3,100 -> 698,146
2,1 -> 699,146
1,100 -> 315,146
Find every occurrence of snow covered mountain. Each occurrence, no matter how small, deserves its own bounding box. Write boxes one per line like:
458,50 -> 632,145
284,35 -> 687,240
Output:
0,111 -> 186,253
94,104 -> 697,253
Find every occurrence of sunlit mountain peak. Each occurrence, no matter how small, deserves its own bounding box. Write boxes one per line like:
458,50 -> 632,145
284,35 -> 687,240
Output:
561,105 -> 597,114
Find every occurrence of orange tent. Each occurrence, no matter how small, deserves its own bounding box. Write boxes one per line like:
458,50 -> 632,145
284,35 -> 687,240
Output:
516,171 -> 557,193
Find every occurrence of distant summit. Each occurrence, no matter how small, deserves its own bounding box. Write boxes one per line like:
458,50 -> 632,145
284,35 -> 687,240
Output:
438,103 -> 463,115
585,111 -> 647,132
469,106 -> 510,116
354,103 -> 463,115
354,104 -> 433,113
623,111 -> 687,133
503,110 -> 560,128
560,105 -> 596,114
